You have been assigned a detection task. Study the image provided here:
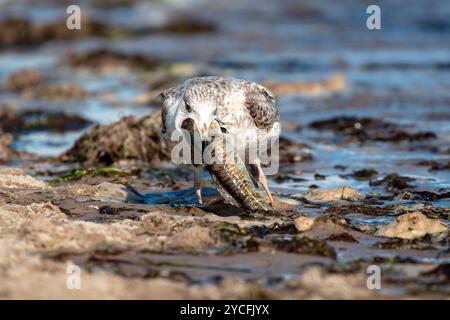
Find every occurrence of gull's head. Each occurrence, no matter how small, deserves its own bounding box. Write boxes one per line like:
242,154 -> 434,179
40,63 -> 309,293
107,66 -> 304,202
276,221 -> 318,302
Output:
175,90 -> 217,141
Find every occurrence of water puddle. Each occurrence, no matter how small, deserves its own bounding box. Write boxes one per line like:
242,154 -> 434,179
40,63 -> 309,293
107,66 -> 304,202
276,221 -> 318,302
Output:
141,187 -> 218,206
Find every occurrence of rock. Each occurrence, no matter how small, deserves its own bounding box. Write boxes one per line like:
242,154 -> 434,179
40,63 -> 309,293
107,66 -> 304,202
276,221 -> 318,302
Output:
60,182 -> 140,202
1,69 -> 45,92
0,202 -> 147,252
399,190 -> 450,202
0,134 -> 15,164
299,267 -> 382,299
62,110 -> 171,166
309,116 -> 436,143
0,18 -> 130,48
275,197 -> 299,206
0,170 -> 49,189
278,137 -> 313,164
370,173 -> 413,192
271,197 -> 299,212
66,49 -> 162,72
167,226 -> 217,251
157,17 -> 217,34
93,182 -> 139,202
376,212 -> 448,239
0,17 -> 215,49
294,216 -> 360,242
0,167 -> 25,176
417,160 -> 450,171
348,168 -> 378,181
306,187 -> 361,202
21,83 -> 87,100
0,69 -> 86,100
201,213 -> 285,230
262,73 -> 346,96
0,202 -> 65,222
268,237 -> 336,258
0,108 -> 92,133
294,216 -> 317,232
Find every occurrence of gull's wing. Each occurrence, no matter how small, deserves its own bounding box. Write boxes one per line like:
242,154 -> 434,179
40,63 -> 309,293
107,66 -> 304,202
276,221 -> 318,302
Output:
242,81 -> 279,132
199,78 -> 279,134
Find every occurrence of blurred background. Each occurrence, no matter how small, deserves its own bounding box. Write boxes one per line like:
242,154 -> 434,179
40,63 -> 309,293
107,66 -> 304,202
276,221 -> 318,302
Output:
0,0 -> 449,194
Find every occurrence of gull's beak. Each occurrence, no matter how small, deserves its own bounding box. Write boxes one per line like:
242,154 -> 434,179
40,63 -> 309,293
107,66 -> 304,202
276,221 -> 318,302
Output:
200,123 -> 210,141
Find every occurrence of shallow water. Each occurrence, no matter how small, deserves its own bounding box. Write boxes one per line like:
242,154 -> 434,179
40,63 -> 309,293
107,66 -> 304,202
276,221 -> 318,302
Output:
141,187 -> 218,206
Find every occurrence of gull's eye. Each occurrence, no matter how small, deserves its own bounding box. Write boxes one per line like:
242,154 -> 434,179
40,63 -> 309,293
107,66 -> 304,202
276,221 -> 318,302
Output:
185,102 -> 192,113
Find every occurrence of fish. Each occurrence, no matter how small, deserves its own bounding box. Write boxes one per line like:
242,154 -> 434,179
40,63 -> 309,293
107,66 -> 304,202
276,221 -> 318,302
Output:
182,118 -> 274,213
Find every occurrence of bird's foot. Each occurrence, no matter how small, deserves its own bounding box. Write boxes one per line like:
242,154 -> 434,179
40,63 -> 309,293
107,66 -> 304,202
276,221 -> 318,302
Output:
194,185 -> 203,205
193,167 -> 203,205
256,163 -> 275,207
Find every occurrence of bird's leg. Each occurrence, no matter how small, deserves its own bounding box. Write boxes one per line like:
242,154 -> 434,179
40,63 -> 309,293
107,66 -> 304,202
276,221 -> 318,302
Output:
255,162 -> 275,206
193,166 -> 203,204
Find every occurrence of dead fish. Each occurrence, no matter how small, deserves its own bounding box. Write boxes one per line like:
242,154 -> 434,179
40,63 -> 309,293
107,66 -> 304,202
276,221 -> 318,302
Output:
183,118 -> 274,213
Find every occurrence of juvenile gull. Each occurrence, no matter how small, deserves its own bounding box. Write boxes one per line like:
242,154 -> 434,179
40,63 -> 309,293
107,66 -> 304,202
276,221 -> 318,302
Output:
159,76 -> 281,206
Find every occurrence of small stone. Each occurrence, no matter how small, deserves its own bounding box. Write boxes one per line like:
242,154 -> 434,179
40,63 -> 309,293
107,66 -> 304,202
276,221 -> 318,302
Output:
294,216 -> 317,232
2,69 -> 45,92
376,212 -> 448,239
0,134 -> 15,164
0,171 -> 49,189
93,182 -> 136,201
277,197 -> 299,206
0,167 -> 25,176
61,182 -> 140,202
306,187 -> 361,202
167,226 -> 217,250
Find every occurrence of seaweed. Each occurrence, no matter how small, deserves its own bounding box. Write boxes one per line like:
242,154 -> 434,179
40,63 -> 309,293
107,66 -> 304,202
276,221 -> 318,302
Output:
309,116 -> 436,143
326,232 -> 357,242
343,168 -> 378,181
370,173 -> 413,192
49,167 -> 131,186
325,203 -> 393,216
62,111 -> 171,166
269,236 -> 336,258
0,108 -> 92,133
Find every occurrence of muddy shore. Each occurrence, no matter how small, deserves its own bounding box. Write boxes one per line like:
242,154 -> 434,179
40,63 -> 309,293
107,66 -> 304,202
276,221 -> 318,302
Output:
0,0 -> 449,299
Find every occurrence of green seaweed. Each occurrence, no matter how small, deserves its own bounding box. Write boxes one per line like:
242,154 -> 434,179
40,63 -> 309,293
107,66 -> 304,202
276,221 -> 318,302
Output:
48,167 -> 130,186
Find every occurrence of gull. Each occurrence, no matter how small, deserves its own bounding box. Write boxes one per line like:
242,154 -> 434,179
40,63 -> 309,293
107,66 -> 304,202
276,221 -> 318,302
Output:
159,76 -> 281,206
